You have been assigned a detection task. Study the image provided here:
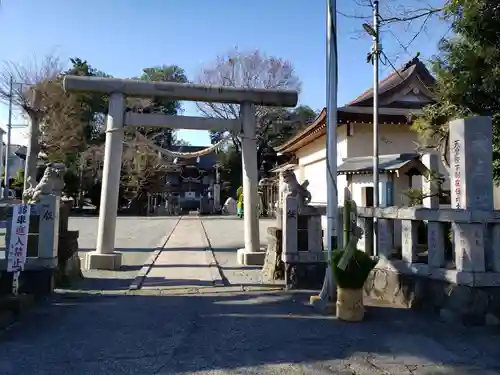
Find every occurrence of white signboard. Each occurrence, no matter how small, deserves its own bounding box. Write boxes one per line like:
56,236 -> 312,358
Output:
7,204 -> 31,272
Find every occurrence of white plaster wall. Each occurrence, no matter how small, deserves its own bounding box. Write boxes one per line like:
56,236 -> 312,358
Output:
293,127 -> 348,248
425,151 -> 450,190
347,123 -> 451,190
350,173 -> 389,206
347,123 -> 418,158
295,126 -> 347,167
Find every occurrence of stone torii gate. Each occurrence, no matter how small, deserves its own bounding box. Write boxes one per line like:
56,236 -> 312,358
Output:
63,76 -> 298,270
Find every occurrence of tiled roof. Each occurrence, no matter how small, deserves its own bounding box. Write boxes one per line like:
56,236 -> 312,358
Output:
275,57 -> 435,154
349,57 -> 435,107
337,153 -> 423,175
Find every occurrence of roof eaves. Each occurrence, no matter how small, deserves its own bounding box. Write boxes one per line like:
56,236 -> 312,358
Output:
275,108 -> 326,153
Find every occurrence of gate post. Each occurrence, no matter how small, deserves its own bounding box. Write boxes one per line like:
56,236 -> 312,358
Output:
240,102 -> 260,253
86,92 -> 125,270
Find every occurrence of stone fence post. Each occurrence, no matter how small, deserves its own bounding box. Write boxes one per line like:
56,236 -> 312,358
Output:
422,153 -> 446,268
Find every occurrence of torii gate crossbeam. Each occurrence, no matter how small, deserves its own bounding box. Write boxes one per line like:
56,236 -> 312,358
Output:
63,76 -> 298,270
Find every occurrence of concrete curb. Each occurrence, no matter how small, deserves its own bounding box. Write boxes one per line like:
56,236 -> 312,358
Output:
128,217 -> 181,291
198,218 -> 225,287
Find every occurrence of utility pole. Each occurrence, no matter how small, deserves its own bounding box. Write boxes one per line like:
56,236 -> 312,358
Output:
3,77 -> 13,199
362,0 -> 381,255
371,0 -> 381,256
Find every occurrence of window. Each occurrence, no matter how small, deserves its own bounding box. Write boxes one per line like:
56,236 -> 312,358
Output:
362,186 -> 374,207
347,122 -> 354,137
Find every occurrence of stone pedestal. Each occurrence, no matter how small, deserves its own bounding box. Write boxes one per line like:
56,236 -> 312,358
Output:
281,196 -> 327,289
85,251 -> 122,270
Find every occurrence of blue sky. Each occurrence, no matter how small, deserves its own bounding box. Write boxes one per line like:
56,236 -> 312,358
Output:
0,0 -> 447,146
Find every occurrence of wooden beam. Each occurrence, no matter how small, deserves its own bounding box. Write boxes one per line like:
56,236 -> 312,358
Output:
124,112 -> 239,132
63,76 -> 298,107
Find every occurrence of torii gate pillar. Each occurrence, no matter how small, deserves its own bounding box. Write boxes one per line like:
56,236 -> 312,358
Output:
240,102 -> 260,256
63,76 -> 298,270
89,93 -> 125,270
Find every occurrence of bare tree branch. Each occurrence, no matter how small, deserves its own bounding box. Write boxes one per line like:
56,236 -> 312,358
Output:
380,6 -> 444,24
339,0 -> 450,59
195,47 -> 302,150
0,53 -> 64,113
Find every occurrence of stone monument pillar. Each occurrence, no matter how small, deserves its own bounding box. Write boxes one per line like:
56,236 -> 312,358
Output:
276,170 -> 286,229
449,117 -> 493,272
213,183 -> 221,212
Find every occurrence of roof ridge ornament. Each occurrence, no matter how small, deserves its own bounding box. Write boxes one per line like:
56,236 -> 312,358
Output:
402,53 -> 421,73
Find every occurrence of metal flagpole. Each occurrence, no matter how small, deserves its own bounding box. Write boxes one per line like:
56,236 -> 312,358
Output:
319,0 -> 338,301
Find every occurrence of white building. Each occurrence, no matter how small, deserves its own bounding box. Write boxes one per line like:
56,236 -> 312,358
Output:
273,57 -> 452,247
4,144 -> 27,181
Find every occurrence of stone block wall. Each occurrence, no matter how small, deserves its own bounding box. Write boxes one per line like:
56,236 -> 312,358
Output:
364,268 -> 500,325
262,227 -> 284,282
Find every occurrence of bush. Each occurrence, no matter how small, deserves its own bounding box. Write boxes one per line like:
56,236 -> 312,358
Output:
331,249 -> 378,289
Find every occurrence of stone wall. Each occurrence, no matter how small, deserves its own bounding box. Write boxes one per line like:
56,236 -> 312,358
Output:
262,227 -> 284,282
364,268 -> 500,325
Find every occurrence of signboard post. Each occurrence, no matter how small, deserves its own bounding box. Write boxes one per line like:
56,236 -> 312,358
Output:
7,203 -> 31,296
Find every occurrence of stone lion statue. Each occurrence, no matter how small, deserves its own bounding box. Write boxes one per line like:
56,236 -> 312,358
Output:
222,197 -> 237,215
281,170 -> 312,209
23,163 -> 66,204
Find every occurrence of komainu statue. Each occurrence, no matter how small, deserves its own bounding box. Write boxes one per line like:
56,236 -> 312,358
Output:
281,170 -> 312,211
23,163 -> 66,204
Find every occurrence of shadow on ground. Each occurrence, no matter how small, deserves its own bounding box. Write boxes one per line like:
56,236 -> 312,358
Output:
201,216 -> 275,221
78,247 -> 157,254
1,285 -> 499,375
68,276 -> 135,291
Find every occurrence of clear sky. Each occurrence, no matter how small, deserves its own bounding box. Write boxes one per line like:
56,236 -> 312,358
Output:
0,0 -> 447,147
